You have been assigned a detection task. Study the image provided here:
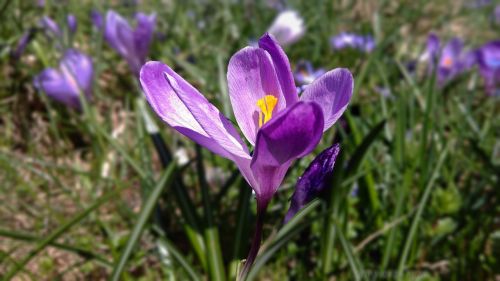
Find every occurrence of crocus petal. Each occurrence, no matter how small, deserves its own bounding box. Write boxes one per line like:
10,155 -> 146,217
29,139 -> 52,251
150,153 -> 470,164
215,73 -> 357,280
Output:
258,33 -> 298,106
300,68 -> 353,132
440,38 -> 463,67
40,16 -> 61,38
134,12 -> 156,61
141,61 -> 250,161
34,68 -> 81,108
250,101 -> 324,200
427,33 -> 440,60
284,143 -> 340,223
105,11 -> 134,59
60,49 -> 93,97
91,10 -> 103,29
67,14 -> 77,33
227,47 -> 286,145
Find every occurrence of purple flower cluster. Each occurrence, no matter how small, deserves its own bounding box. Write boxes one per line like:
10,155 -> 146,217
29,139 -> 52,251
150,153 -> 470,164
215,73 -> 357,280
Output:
330,32 -> 375,53
426,33 -> 500,94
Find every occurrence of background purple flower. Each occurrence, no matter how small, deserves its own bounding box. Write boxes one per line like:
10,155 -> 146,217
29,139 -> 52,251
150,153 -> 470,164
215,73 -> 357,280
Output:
67,14 -> 77,33
426,34 -> 473,86
294,61 -> 326,86
11,29 -> 35,59
104,10 -> 156,77
330,32 -> 375,53
34,49 -> 93,108
90,10 -> 103,29
476,41 -> 500,95
39,16 -> 62,38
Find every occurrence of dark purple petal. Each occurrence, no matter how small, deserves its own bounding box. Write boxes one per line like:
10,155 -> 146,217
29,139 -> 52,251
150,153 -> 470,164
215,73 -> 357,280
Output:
284,143 -> 340,223
227,46 -> 286,145
258,33 -> 298,106
140,61 -> 250,161
67,14 -> 77,33
250,101 -> 324,200
11,29 -> 34,59
300,68 -> 353,132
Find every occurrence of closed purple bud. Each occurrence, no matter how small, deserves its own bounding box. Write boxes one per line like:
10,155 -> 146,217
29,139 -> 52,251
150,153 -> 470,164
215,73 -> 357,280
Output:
476,41 -> 500,95
67,14 -> 77,33
284,143 -> 340,223
34,49 -> 93,108
11,29 -> 34,59
39,16 -> 62,38
90,10 -> 103,29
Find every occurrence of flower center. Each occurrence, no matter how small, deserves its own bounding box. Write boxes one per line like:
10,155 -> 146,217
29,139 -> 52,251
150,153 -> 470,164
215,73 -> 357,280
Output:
256,95 -> 278,128
442,56 -> 453,68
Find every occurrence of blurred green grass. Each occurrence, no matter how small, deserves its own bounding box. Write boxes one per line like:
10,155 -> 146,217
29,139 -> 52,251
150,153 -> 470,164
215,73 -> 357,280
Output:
0,0 -> 499,280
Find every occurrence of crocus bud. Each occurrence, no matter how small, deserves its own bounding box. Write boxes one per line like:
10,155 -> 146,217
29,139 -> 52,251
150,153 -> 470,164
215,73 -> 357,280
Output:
267,10 -> 305,46
39,16 -> 62,38
284,143 -> 340,223
34,49 -> 93,108
11,29 -> 35,59
67,14 -> 77,33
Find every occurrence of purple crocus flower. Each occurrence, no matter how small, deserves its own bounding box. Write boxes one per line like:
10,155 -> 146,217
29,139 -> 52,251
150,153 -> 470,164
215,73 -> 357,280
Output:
11,29 -> 34,59
141,33 -> 353,275
104,10 -> 156,77
67,14 -> 77,33
494,5 -> 500,24
90,10 -> 104,29
34,49 -> 93,108
284,143 -> 340,223
39,16 -> 62,38
294,61 -> 326,86
476,41 -> 500,95
330,32 -> 375,53
426,33 -> 474,86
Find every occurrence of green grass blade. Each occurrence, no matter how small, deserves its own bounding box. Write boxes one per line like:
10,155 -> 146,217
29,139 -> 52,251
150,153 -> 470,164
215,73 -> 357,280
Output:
196,145 -> 226,281
0,228 -> 112,268
156,237 -> 202,281
2,185 -> 130,281
396,143 -> 450,278
110,163 -> 176,281
335,222 -> 365,281
245,200 -> 322,281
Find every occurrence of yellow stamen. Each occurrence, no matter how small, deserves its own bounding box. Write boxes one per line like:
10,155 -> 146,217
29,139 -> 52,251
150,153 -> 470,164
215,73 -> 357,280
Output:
442,56 -> 453,68
256,95 -> 278,127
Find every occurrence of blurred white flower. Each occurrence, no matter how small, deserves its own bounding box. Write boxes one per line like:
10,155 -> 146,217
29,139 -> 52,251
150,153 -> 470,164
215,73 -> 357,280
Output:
174,147 -> 190,166
267,10 -> 305,46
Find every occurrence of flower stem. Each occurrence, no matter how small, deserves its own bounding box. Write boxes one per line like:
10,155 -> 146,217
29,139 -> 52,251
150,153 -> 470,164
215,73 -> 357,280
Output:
239,200 -> 268,281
